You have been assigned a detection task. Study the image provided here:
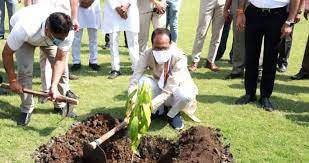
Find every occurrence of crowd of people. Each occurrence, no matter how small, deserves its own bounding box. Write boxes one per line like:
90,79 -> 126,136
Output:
0,0 -> 308,130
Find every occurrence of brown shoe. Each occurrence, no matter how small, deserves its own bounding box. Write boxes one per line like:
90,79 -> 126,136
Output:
188,62 -> 199,71
205,60 -> 220,72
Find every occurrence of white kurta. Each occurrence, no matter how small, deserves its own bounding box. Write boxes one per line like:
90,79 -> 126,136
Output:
78,0 -> 102,29
102,0 -> 139,33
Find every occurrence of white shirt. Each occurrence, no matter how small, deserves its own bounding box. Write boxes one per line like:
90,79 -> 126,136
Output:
102,0 -> 139,33
78,0 -> 102,29
32,0 -> 71,16
249,0 -> 290,9
7,4 -> 74,52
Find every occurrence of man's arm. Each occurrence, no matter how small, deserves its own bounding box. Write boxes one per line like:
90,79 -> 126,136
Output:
223,0 -> 232,21
295,0 -> 305,23
2,43 -> 22,93
281,0 -> 300,37
236,0 -> 248,31
49,49 -> 67,99
70,0 -> 79,32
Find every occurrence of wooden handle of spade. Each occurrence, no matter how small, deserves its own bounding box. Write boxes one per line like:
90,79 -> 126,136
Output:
88,112 -> 132,150
0,83 -> 79,105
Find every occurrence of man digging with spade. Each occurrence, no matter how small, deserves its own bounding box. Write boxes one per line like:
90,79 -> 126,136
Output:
2,5 -> 77,126
128,28 -> 200,130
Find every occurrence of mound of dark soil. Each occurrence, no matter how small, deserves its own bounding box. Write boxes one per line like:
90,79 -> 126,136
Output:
34,114 -> 233,163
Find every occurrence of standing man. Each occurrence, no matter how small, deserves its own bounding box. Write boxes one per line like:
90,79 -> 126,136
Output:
138,0 -> 167,55
166,0 -> 182,43
189,0 -> 226,72
129,28 -> 199,130
291,0 -> 309,80
223,0 -> 246,79
102,0 -> 140,79
235,0 -> 300,111
2,5 -> 76,126
0,0 -> 20,39
71,0 -> 101,72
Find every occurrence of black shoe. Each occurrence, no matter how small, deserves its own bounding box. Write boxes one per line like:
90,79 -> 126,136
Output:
225,73 -> 244,80
54,105 -> 77,118
69,73 -> 79,80
259,98 -> 274,112
71,64 -> 81,72
102,43 -> 110,49
291,70 -> 309,80
17,112 -> 32,126
235,94 -> 257,105
66,90 -> 79,99
0,35 -> 4,40
89,63 -> 101,71
277,64 -> 287,73
108,70 -> 121,79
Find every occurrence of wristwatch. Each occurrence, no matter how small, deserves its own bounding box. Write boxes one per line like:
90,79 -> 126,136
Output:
285,20 -> 295,27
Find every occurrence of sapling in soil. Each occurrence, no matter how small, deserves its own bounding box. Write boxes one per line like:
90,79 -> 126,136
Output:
126,82 -> 152,155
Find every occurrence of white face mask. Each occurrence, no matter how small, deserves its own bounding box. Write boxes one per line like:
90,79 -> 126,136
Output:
153,49 -> 171,64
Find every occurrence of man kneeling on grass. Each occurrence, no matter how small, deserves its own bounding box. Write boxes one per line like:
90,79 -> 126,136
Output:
2,7 -> 77,126
128,28 -> 200,130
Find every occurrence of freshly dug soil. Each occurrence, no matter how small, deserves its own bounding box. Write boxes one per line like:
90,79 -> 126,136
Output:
34,114 -> 233,163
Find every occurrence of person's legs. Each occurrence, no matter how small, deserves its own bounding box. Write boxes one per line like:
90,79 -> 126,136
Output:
216,19 -> 232,61
166,0 -> 181,43
88,28 -> 99,64
125,31 -> 139,71
16,43 -> 35,114
244,5 -> 264,97
72,29 -> 83,65
191,0 -> 215,64
229,4 -> 245,75
291,34 -> 309,79
41,46 -> 69,109
138,0 -> 152,55
277,31 -> 293,72
207,3 -> 225,64
39,50 -> 52,93
6,0 -> 17,31
110,32 -> 121,71
260,9 -> 287,99
0,0 -> 5,37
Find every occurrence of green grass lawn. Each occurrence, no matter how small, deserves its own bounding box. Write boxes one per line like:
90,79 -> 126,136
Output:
0,1 -> 309,162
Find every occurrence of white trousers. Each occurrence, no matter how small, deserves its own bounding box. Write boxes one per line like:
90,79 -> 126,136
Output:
110,31 -> 139,71
138,76 -> 196,118
72,28 -> 98,64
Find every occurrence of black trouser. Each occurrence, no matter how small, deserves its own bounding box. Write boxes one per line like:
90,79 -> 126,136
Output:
278,30 -> 293,67
244,4 -> 288,98
216,19 -> 233,61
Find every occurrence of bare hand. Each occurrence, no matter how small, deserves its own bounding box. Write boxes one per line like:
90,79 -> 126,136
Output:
223,8 -> 231,21
116,6 -> 127,19
304,9 -> 309,20
9,81 -> 23,94
236,14 -> 246,31
49,86 -> 60,102
154,1 -> 166,15
280,23 -> 292,38
72,18 -> 80,32
294,13 -> 301,23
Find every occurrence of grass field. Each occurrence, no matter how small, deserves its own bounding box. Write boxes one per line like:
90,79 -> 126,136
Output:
0,1 -> 309,162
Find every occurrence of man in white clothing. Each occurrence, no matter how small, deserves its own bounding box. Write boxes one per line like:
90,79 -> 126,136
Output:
129,28 -> 199,130
103,0 -> 140,79
71,0 -> 101,72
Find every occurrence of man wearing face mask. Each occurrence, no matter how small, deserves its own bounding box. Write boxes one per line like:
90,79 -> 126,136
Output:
1,5 -> 76,126
128,28 -> 199,130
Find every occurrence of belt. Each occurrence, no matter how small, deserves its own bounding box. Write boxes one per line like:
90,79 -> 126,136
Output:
249,4 -> 287,14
